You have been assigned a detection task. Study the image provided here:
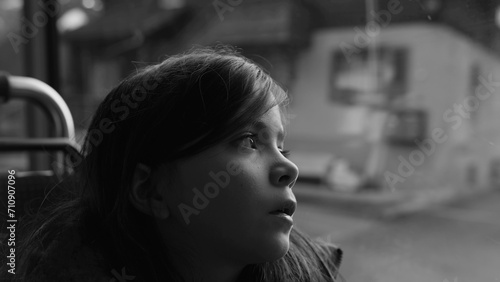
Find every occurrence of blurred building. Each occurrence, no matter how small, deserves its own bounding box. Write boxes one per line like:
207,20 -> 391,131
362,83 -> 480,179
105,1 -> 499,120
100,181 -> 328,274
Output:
59,0 -> 500,192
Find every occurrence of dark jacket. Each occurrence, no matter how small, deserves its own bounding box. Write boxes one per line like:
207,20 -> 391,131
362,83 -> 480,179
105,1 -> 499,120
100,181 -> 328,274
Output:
19,227 -> 342,282
316,243 -> 343,280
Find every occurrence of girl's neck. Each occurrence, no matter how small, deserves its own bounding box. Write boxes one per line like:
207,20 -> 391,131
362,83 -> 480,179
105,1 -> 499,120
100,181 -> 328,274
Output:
160,220 -> 245,282
166,241 -> 245,282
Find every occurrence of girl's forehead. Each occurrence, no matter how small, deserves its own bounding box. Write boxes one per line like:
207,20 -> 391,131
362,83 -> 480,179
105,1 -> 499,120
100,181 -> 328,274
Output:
249,106 -> 286,139
222,106 -> 284,136
253,106 -> 283,126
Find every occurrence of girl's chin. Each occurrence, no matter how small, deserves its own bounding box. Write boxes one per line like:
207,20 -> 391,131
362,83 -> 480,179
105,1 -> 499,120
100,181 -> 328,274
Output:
255,235 -> 291,262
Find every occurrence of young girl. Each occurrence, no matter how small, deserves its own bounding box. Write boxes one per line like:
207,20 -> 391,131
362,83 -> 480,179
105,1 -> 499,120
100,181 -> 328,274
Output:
12,47 -> 343,281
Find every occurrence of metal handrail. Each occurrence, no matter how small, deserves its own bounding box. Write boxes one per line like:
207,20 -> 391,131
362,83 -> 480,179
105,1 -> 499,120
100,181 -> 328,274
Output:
4,75 -> 75,140
0,138 -> 80,153
0,74 -> 81,174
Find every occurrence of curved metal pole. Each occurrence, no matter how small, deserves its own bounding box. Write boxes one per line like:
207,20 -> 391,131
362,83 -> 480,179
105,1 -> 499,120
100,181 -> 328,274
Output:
0,138 -> 80,153
8,76 -> 75,141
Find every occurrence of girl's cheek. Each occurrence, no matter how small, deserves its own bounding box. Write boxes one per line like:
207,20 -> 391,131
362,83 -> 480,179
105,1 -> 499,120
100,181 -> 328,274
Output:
169,159 -> 246,224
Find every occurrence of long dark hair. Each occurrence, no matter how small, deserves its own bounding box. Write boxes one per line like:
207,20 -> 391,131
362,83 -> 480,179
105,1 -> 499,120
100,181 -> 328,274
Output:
13,47 -> 341,281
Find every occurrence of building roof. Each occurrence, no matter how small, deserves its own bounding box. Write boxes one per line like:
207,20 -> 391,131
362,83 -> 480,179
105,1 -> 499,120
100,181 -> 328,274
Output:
63,0 -> 500,54
64,0 -> 311,50
63,5 -> 188,46
196,0 -> 309,47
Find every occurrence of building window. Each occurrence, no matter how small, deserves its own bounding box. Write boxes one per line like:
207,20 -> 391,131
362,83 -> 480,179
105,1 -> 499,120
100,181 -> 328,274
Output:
329,46 -> 407,107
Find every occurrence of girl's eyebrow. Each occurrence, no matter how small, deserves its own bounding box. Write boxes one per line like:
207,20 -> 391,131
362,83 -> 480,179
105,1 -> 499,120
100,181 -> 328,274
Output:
251,120 -> 285,143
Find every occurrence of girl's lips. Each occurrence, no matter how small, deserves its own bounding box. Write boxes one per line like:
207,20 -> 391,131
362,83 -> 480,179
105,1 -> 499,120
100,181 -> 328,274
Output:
269,199 -> 296,217
269,210 -> 289,216
269,211 -> 294,225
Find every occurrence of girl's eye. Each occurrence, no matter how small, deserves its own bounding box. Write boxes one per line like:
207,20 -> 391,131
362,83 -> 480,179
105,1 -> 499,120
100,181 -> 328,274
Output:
239,134 -> 257,150
280,149 -> 291,159
237,133 -> 291,158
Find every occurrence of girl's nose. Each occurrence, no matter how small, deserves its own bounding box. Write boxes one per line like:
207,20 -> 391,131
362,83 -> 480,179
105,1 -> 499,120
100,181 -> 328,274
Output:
270,159 -> 299,188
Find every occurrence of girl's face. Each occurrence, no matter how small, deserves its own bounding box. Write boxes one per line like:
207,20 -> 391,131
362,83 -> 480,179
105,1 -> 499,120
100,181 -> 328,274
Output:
160,105 -> 299,266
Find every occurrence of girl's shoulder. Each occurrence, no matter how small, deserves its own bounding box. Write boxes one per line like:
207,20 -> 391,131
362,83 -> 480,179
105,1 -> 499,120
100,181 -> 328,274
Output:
315,241 -> 343,279
289,229 -> 344,280
24,225 -> 113,282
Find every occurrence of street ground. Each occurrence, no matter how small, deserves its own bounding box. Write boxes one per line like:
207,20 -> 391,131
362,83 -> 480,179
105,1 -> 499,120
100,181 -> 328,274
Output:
293,185 -> 500,282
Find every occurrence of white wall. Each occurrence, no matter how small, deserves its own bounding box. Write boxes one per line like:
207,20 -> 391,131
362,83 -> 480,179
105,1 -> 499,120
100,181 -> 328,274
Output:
287,23 -> 500,190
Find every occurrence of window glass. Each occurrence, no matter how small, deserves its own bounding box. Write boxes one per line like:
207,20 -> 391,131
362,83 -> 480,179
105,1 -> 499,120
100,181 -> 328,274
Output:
2,0 -> 500,280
